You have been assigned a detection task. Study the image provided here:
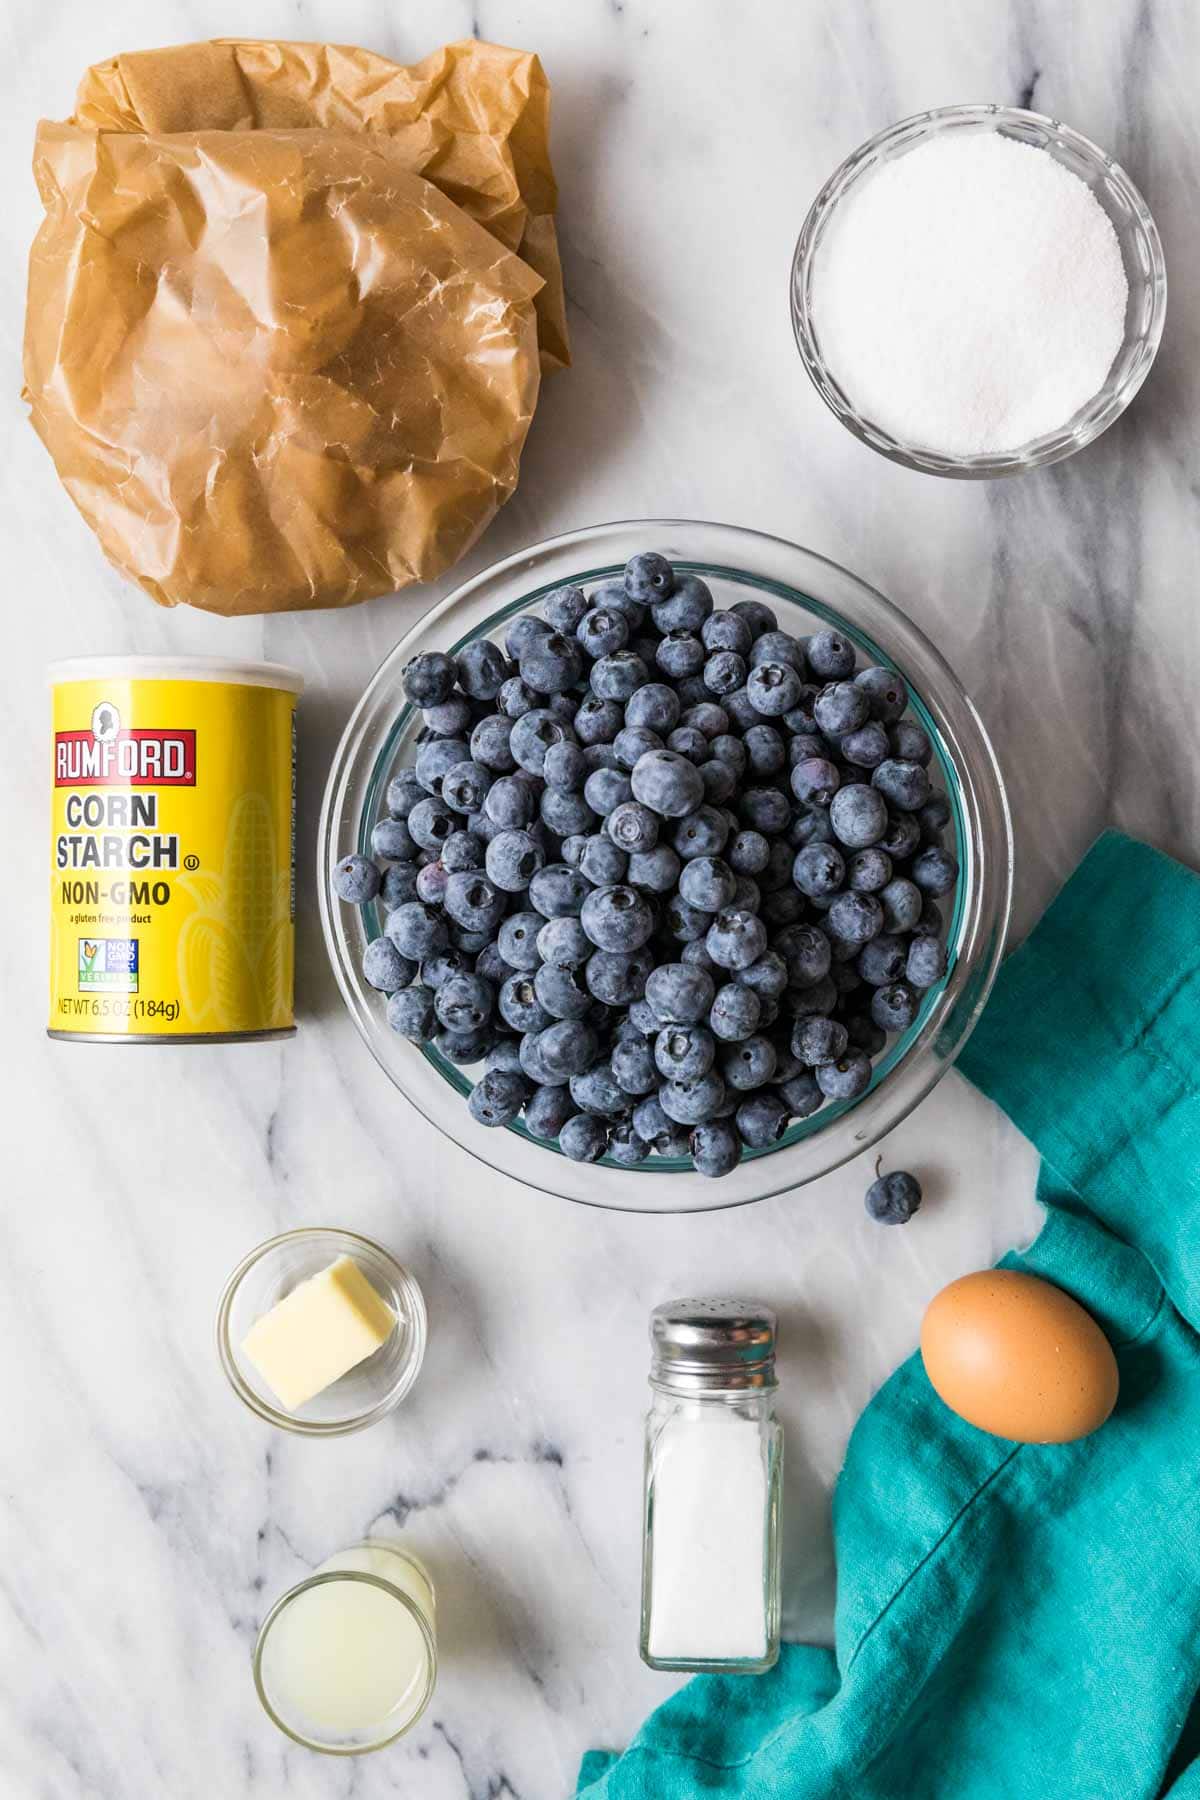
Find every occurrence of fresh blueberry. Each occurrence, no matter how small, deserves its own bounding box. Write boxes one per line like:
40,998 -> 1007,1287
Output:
890,719 -> 934,767
520,632 -> 583,696
699,760 -> 737,805
701,651 -> 745,697
500,974 -> 554,1034
730,599 -> 778,640
580,884 -> 655,953
577,608 -> 629,661
775,923 -> 833,988
435,1025 -> 494,1065
840,721 -> 891,769
407,795 -> 458,852
591,652 -> 648,703
793,1015 -> 849,1066
385,901 -> 447,961
856,933 -> 907,987
415,861 -> 450,906
475,943 -> 515,988
815,1051 -> 872,1100
879,811 -> 922,861
585,767 -> 634,816
735,1092 -> 789,1148
879,877 -> 922,932
560,1113 -> 609,1162
505,615 -> 554,663
485,1039 -> 526,1079
778,1070 -> 823,1118
483,774 -> 537,830
792,843 -> 845,898
806,629 -> 856,681
746,661 -> 803,718
496,912 -> 543,970
873,759 -> 932,813
510,709 -> 572,776
865,1167 -> 922,1224
912,847 -> 959,895
871,982 -> 918,1032
791,757 -> 841,806
918,793 -> 952,840
332,853 -> 381,905
814,681 -> 869,738
498,676 -> 537,720
654,1024 -> 716,1082
705,909 -> 768,971
659,1069 -> 727,1126
467,1070 -> 527,1128
651,573 -> 714,634
606,800 -> 660,855
728,830 -> 770,876
624,551 -> 676,603
402,651 -> 457,707
611,1035 -> 660,1095
485,830 -> 545,893
529,863 -> 591,918
614,726 -> 664,772
645,962 -> 716,1024
574,696 -> 625,746
748,631 -> 805,672
907,934 -> 948,989
455,639 -> 507,701
536,916 -> 592,967
442,872 -> 506,935
538,1019 -> 600,1078
386,983 -> 435,1041
667,726 -> 710,762
847,848 -> 892,893
627,844 -> 681,892
679,856 -> 737,913
625,683 -> 682,736
525,1083 -> 576,1139
786,973 -> 838,1019
441,760 -> 492,816
370,817 -> 417,864
829,783 -> 888,849
701,610 -> 753,656
656,633 -> 706,681
468,715 -> 516,774
570,1060 -> 631,1119
739,787 -> 791,835
381,862 -> 420,908
855,666 -> 909,723
362,937 -> 415,992
631,749 -> 705,819
740,724 -> 784,780
607,1122 -> 650,1166
844,1012 -> 887,1055
827,891 -> 883,945
533,963 -> 592,1021
736,950 -> 788,1000
690,1119 -> 741,1177
386,769 -> 425,819
722,1032 -> 778,1090
541,584 -> 589,634
579,835 -> 629,886
435,972 -> 495,1034
442,831 -> 485,874
585,947 -> 655,1006
541,788 -> 596,838
423,695 -> 474,738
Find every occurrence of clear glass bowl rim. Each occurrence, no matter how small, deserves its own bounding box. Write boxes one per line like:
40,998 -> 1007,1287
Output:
317,518 -> 1013,1214
215,1227 -> 428,1436
790,103 -> 1168,478
252,1555 -> 437,1755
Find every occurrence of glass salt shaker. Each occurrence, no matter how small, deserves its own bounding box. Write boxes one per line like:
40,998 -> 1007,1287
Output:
640,1298 -> 782,1673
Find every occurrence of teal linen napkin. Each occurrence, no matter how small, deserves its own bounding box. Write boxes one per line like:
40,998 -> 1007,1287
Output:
579,831 -> 1200,1800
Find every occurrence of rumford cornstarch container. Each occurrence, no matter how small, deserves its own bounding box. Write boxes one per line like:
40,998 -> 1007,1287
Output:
48,657 -> 302,1044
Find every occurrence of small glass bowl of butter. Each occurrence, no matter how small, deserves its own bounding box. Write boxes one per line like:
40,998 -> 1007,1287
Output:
217,1228 -> 427,1435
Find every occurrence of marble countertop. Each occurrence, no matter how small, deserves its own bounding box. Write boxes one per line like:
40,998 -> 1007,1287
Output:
3,1 -> 1196,1794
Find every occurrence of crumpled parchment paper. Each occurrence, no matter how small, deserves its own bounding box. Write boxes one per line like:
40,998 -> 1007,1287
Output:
23,38 -> 569,616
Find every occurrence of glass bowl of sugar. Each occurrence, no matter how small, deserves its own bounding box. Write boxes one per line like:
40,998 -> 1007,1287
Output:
791,105 -> 1166,477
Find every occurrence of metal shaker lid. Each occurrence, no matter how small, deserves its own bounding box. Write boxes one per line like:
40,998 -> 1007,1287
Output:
649,1298 -> 777,1392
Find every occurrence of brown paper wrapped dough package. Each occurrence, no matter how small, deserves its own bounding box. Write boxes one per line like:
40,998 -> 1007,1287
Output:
23,39 -> 569,617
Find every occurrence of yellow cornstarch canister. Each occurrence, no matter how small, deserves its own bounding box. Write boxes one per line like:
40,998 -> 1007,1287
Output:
48,657 -> 303,1043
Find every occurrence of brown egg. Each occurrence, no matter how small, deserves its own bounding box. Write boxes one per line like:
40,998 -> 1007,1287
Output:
920,1269 -> 1119,1444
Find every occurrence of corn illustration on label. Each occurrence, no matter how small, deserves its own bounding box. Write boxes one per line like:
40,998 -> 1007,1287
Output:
49,669 -> 299,1041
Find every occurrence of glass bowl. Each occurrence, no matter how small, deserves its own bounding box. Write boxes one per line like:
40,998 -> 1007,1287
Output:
319,520 -> 1012,1213
790,105 -> 1167,478
216,1228 -> 427,1435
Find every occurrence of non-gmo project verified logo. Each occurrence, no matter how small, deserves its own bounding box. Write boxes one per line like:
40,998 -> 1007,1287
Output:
78,938 -> 139,993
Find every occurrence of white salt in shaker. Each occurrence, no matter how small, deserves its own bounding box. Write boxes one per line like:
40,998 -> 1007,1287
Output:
639,1299 -> 782,1673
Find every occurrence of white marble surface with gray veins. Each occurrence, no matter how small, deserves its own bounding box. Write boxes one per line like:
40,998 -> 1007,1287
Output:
1,0 -> 1196,1793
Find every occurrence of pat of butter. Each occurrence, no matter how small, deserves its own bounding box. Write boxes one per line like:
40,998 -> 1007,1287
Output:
241,1256 -> 396,1411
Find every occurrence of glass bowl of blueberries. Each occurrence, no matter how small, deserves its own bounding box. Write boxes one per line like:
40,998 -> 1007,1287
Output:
318,520 -> 1011,1214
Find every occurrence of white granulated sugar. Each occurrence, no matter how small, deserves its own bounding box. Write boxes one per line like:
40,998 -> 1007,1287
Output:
814,133 -> 1129,456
